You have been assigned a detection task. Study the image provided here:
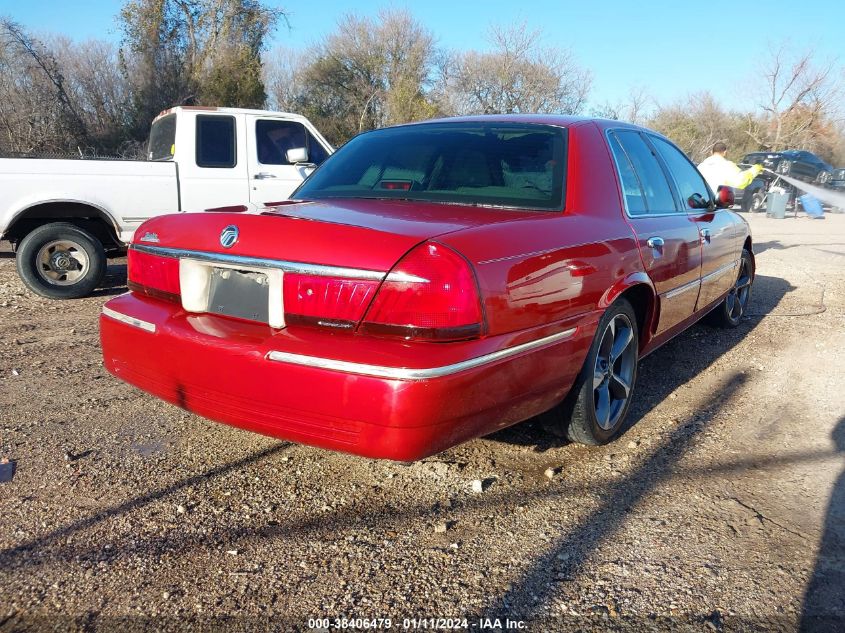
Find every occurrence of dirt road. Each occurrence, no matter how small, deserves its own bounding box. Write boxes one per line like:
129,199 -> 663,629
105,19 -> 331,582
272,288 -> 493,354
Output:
1,212 -> 844,632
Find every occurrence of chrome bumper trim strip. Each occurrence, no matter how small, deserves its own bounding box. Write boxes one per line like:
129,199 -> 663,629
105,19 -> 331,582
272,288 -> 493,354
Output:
266,328 -> 577,380
131,244 -> 392,281
101,306 -> 156,333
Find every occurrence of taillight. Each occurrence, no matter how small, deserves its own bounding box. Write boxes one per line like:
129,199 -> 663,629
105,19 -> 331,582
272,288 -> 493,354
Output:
127,248 -> 181,302
283,274 -> 379,330
361,242 -> 483,341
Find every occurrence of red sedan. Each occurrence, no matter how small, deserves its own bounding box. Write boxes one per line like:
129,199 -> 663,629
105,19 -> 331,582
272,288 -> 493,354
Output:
100,116 -> 753,461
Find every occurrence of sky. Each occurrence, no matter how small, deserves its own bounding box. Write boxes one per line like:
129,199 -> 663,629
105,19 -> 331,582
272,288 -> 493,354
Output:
2,0 -> 843,112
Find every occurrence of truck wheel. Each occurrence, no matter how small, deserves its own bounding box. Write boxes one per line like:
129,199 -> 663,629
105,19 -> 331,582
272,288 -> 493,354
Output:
16,223 -> 106,299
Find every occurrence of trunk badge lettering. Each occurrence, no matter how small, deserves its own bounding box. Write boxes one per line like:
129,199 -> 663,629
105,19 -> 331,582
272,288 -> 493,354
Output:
139,232 -> 160,243
220,225 -> 239,249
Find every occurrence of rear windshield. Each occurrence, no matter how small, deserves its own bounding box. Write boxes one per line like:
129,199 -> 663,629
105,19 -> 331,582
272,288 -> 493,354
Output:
294,123 -> 567,210
148,114 -> 176,161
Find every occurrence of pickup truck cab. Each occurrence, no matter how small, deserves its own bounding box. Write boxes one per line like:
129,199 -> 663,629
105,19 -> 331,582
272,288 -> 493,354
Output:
0,107 -> 333,298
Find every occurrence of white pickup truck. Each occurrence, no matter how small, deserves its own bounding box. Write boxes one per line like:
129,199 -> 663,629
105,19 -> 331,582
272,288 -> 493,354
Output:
0,106 -> 333,298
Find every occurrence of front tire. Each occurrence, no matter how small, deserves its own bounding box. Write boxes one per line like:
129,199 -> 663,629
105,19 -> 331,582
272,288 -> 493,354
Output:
544,299 -> 639,445
16,223 -> 106,299
708,249 -> 754,328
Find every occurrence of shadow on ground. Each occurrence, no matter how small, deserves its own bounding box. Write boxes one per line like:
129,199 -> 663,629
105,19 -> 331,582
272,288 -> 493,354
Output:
490,273 -> 793,452
800,416 -> 845,632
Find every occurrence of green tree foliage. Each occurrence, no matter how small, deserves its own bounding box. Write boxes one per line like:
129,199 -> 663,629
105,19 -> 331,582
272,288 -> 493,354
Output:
118,0 -> 280,140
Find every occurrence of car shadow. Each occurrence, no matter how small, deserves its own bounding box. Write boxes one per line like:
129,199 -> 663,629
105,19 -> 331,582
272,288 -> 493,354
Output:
754,240 -> 845,257
91,262 -> 128,297
800,415 -> 845,631
488,272 -> 793,451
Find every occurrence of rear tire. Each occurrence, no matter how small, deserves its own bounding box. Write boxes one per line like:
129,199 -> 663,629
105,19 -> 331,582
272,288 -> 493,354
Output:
543,298 -> 639,445
707,249 -> 754,328
16,223 -> 106,299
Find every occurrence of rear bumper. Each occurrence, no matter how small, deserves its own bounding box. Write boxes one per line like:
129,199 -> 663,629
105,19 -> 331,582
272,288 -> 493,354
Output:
99,294 -> 595,461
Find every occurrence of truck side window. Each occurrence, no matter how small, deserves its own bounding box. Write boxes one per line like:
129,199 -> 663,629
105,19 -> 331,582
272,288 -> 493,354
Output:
196,115 -> 236,168
307,131 -> 329,165
256,120 -> 307,165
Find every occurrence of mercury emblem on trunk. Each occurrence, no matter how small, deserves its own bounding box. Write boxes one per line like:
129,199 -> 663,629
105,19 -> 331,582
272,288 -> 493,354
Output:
220,225 -> 239,249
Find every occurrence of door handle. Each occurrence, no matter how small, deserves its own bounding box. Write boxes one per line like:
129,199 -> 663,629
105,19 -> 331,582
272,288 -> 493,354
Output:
700,228 -> 711,243
646,236 -> 665,250
254,172 -> 277,180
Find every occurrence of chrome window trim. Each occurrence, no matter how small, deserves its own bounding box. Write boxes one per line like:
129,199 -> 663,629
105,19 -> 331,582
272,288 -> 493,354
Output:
102,306 -> 156,333
130,244 -> 424,282
265,327 -> 577,381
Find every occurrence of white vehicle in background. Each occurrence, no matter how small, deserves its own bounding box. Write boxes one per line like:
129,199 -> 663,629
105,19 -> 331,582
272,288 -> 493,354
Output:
0,106 -> 333,298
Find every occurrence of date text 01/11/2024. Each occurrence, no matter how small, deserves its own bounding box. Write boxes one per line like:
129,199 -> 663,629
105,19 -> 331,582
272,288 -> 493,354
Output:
306,618 -> 527,630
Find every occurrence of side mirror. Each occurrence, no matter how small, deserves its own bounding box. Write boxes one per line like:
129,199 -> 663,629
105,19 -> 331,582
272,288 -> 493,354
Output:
715,186 -> 735,209
687,193 -> 709,209
286,147 -> 309,164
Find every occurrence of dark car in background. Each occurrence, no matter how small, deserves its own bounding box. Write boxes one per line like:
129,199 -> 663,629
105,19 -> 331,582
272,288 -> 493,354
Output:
741,150 -> 832,184
736,150 -> 834,212
830,167 -> 845,192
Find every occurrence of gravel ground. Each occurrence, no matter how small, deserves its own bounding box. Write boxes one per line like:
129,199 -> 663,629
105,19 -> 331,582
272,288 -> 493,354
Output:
1,212 -> 844,632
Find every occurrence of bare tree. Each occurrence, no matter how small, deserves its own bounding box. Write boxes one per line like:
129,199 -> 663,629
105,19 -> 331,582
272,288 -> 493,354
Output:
647,92 -> 757,164
0,17 -> 88,152
264,46 -> 309,112
265,9 -> 439,144
589,86 -> 652,125
440,23 -> 591,116
746,45 -> 842,151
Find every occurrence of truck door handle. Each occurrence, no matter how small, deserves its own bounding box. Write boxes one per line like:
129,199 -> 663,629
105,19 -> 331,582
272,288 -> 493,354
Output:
646,236 -> 665,252
700,228 -> 711,243
254,172 -> 277,180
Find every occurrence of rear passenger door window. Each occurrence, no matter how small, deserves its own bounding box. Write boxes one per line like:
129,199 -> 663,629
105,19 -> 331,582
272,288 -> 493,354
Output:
613,130 -> 677,214
607,132 -> 647,215
196,115 -> 236,168
649,136 -> 712,208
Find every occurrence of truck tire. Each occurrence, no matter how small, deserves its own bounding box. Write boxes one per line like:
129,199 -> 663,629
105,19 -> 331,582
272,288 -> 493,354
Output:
16,223 -> 106,299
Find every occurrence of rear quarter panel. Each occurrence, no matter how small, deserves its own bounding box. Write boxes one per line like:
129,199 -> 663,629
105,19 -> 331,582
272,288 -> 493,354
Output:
439,122 -> 646,339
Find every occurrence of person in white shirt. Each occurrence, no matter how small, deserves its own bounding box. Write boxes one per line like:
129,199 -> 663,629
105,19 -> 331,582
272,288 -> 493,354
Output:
697,142 -> 763,194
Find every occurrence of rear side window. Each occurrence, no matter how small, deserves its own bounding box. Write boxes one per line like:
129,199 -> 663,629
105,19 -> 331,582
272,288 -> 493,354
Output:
148,114 -> 176,161
607,132 -> 647,215
196,115 -> 236,168
614,130 -> 677,214
650,136 -> 712,207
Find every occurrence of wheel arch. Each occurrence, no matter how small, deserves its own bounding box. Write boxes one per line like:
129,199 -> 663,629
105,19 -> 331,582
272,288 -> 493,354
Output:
742,235 -> 755,276
3,200 -> 121,249
599,273 -> 657,350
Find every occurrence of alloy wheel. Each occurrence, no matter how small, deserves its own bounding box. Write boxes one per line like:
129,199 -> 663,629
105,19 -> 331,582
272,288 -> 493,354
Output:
725,257 -> 752,321
592,314 -> 637,430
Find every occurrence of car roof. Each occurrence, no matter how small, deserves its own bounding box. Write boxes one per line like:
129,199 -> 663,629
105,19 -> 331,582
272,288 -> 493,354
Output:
389,113 -> 648,132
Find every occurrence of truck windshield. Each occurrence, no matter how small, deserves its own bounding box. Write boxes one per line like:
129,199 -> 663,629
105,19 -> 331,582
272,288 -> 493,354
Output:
148,114 -> 177,161
294,122 -> 567,211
